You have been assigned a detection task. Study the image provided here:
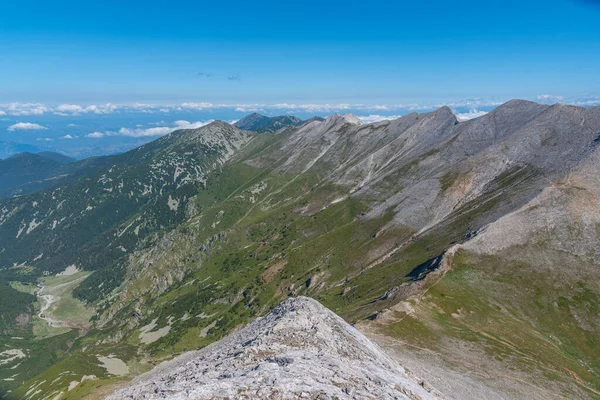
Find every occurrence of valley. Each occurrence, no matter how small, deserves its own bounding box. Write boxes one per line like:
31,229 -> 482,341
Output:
35,268 -> 93,333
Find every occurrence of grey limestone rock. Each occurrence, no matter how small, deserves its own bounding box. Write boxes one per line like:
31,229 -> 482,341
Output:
107,296 -> 439,400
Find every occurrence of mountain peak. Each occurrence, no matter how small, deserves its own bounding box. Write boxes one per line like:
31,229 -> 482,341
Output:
340,113 -> 362,124
503,99 -> 541,107
433,105 -> 455,118
205,120 -> 233,129
107,296 -> 437,399
494,99 -> 549,113
421,105 -> 458,126
325,113 -> 363,126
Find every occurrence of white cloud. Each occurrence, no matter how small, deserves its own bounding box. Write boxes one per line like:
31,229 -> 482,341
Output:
86,132 -> 105,138
259,103 -> 433,113
454,109 -> 488,121
36,137 -> 53,141
536,94 -> 564,103
87,104 -> 118,114
368,105 -> 392,111
3,101 -> 432,115
117,120 -> 214,138
118,126 -> 172,137
173,120 -> 207,128
130,103 -> 159,111
54,104 -> 86,115
269,103 -> 354,113
2,103 -> 49,116
235,106 -> 261,113
0,96 -> 597,121
7,122 -> 48,131
61,134 -> 75,139
567,96 -> 600,107
53,103 -> 117,116
442,99 -> 504,109
358,114 -> 403,123
169,102 -> 425,114
180,102 -> 217,110
67,123 -> 78,127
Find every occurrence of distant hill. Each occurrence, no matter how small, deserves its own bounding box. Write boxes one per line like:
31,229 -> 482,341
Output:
0,152 -> 65,195
0,151 -> 138,199
234,112 -> 306,131
0,140 -> 40,159
0,152 -> 82,197
36,151 -> 77,164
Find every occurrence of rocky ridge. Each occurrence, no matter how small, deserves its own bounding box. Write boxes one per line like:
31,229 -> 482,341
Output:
107,296 -> 439,400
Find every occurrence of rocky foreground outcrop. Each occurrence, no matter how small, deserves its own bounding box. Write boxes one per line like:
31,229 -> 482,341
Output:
106,296 -> 439,399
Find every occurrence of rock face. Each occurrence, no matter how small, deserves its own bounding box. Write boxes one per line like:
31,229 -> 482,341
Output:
106,296 -> 438,400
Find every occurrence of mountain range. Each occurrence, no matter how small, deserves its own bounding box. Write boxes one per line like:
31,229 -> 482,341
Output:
1,100 -> 600,399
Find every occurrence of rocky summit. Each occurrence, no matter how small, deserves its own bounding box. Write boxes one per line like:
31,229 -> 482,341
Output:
107,296 -> 438,400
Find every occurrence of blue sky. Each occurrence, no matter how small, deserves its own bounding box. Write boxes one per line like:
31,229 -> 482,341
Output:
2,0 -> 600,104
1,0 -> 599,158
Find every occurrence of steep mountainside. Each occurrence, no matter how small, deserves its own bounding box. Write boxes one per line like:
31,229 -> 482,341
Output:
0,122 -> 252,300
2,101 -> 600,399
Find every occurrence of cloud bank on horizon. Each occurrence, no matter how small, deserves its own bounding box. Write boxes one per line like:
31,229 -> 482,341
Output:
85,120 -> 217,139
1,95 -> 598,119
